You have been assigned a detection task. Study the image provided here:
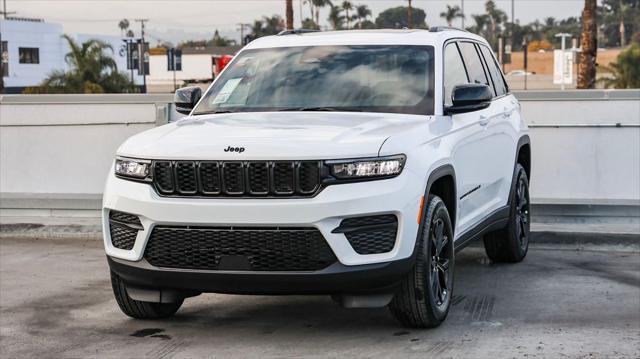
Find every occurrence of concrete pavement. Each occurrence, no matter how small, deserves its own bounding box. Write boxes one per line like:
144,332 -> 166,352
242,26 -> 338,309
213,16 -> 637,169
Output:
0,237 -> 639,358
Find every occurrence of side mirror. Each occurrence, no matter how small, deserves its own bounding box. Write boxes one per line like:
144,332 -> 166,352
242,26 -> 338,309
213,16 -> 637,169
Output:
445,83 -> 493,115
174,86 -> 202,115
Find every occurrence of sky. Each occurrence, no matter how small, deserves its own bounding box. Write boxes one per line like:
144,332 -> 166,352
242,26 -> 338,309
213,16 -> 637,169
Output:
5,0 -> 590,45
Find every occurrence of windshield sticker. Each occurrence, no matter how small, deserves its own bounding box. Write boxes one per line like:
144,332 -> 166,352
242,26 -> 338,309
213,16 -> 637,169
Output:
212,78 -> 243,104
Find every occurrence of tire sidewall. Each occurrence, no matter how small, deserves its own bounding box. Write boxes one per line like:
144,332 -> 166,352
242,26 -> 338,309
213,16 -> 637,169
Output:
509,165 -> 530,258
418,197 -> 454,321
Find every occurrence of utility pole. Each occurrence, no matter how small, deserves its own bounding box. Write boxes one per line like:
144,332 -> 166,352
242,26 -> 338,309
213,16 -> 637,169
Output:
237,23 -> 250,45
135,19 -> 148,93
511,0 -> 514,51
461,0 -> 464,28
407,0 -> 413,29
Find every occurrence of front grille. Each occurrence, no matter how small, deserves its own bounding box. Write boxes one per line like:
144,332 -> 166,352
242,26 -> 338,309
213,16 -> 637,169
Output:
152,160 -> 323,197
108,210 -> 142,250
335,215 -> 398,255
144,226 -> 337,271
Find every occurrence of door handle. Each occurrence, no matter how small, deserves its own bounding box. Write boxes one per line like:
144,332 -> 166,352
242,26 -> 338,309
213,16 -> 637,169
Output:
479,115 -> 490,126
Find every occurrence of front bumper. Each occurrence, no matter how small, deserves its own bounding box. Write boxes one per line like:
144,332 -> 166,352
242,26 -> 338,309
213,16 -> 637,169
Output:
103,169 -> 424,293
108,253 -> 415,295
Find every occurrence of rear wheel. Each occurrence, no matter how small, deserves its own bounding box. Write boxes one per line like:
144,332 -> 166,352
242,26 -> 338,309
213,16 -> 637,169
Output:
389,195 -> 454,328
483,164 -> 530,263
111,271 -> 183,319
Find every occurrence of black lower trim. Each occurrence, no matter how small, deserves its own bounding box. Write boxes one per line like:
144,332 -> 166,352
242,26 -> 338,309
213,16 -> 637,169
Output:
454,205 -> 510,253
108,253 -> 415,295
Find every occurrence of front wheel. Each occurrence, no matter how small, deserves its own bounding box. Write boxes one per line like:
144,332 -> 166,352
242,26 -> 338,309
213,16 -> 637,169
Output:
483,164 -> 530,263
111,271 -> 183,319
389,195 -> 454,328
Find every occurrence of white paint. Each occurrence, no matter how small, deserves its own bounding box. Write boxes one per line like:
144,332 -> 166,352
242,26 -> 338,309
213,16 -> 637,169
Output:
148,53 -> 213,85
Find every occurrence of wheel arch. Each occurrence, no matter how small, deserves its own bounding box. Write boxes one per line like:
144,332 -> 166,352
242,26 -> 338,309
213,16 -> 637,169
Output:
516,135 -> 531,180
424,164 -> 457,231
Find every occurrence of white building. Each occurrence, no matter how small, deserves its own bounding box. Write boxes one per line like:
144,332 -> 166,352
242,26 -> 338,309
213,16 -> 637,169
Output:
147,46 -> 240,93
0,17 -> 143,93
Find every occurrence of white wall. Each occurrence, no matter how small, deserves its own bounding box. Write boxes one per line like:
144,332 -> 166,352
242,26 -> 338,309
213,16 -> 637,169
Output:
0,90 -> 638,218
0,19 -> 66,88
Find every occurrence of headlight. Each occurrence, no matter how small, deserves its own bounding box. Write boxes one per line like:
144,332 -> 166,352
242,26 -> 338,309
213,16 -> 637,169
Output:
115,157 -> 150,179
327,155 -> 406,179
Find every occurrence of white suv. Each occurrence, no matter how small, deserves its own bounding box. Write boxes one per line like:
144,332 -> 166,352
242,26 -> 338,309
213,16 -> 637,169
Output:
104,28 -> 531,328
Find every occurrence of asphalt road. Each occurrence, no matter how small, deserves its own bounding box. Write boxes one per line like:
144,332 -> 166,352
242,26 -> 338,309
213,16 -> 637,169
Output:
1,237 -> 638,358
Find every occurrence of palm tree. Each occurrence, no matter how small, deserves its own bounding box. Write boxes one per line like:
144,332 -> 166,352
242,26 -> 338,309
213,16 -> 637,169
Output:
342,1 -> 354,29
439,5 -> 463,27
27,35 -> 134,93
578,0 -> 597,89
355,4 -> 371,29
286,0 -> 294,30
328,5 -> 345,30
407,0 -> 413,29
118,19 -> 130,37
312,0 -> 332,28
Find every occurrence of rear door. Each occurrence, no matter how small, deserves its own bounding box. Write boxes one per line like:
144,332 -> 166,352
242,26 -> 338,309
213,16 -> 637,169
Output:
477,43 -> 519,209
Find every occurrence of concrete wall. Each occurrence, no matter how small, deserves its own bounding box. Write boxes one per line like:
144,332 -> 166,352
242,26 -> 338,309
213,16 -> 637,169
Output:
1,90 -> 638,221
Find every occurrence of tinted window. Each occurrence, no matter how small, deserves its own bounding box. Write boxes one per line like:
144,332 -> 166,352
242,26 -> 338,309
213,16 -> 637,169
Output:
193,45 -> 435,116
19,47 -> 39,64
458,42 -> 490,89
443,43 -> 469,107
479,45 -> 508,96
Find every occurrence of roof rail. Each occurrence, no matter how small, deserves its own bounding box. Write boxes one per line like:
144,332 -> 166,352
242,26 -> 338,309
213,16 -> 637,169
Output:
429,26 -> 467,33
277,29 -> 320,36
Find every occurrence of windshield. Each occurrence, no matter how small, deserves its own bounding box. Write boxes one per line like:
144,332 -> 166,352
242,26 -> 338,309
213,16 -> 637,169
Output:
192,45 -> 435,116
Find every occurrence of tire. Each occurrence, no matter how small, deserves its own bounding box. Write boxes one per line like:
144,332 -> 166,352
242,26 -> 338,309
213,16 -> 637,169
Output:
389,195 -> 454,328
483,163 -> 531,263
111,271 -> 183,319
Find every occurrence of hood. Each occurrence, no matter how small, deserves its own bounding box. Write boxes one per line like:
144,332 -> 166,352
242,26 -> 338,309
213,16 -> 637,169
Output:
117,112 -> 430,160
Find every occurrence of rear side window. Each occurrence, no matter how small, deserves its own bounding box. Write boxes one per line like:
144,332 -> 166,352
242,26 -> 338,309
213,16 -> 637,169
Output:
458,42 -> 491,90
479,45 -> 508,96
443,43 -> 469,107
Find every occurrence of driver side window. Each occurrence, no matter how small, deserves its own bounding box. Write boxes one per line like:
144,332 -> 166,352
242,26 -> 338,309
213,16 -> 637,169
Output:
443,42 -> 469,107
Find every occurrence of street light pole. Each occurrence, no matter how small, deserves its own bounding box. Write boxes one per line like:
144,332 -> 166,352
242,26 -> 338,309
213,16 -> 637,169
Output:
135,19 -> 149,93
555,32 -> 571,90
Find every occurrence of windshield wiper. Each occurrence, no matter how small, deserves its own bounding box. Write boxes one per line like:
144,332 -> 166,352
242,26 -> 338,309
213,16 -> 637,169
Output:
192,110 -> 234,115
278,107 -> 362,112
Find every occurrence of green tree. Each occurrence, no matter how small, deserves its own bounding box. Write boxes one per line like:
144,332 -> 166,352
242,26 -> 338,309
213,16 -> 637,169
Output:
342,1 -> 354,29
600,0 -> 640,48
440,5 -> 464,27
598,39 -> 640,88
212,30 -> 236,46
249,15 -> 285,39
375,6 -> 427,29
117,19 -> 130,36
354,4 -> 372,29
328,5 -> 345,30
24,35 -> 134,94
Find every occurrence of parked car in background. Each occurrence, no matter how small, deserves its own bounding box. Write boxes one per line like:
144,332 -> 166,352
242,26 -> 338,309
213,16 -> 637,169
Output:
103,28 -> 531,328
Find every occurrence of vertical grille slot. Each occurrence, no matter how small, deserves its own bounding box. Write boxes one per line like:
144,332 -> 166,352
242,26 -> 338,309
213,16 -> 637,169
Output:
154,161 -> 174,194
273,162 -> 295,194
247,162 -> 269,195
298,161 -> 321,194
175,161 -> 197,194
222,162 -> 245,195
199,162 -> 221,194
